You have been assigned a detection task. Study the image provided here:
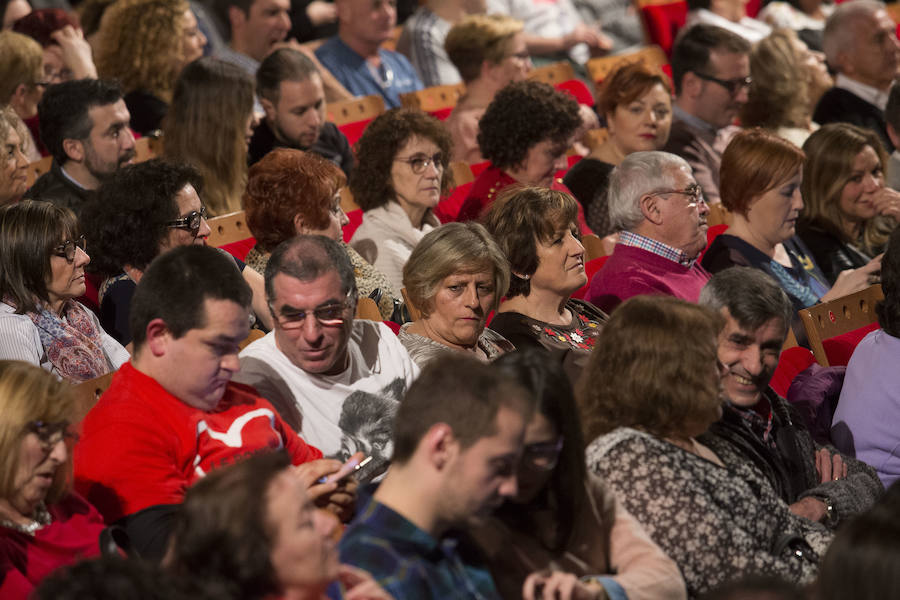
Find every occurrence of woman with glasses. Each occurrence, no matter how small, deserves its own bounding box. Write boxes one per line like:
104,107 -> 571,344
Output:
82,158 -> 272,345
484,186 -> 606,376
581,296 -> 832,598
472,349 -> 686,600
349,108 -> 453,292
0,360 -> 108,599
399,222 -> 514,367
0,201 -> 128,383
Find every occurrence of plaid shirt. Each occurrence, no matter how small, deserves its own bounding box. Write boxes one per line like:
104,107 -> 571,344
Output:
619,230 -> 698,267
338,494 -> 500,600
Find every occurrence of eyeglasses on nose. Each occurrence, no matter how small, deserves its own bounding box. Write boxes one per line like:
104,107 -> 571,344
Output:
522,437 -> 564,471
166,205 -> 208,235
394,152 -> 444,174
693,72 -> 752,96
648,183 -> 706,204
271,291 -> 355,329
25,420 -> 77,452
52,235 -> 87,262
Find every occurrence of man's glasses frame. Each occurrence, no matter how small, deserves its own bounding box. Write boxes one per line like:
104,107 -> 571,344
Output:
52,235 -> 87,262
166,206 -> 208,236
271,289 -> 355,330
693,72 -> 752,96
648,183 -> 706,205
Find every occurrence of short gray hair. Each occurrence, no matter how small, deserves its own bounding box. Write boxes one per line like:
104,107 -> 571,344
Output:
698,267 -> 792,336
607,151 -> 691,232
823,0 -> 884,71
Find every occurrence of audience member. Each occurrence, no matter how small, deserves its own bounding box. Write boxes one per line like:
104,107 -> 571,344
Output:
814,0 -> 900,153
349,108 -> 452,292
236,235 -> 419,481
338,354 -> 533,598
758,0 -> 833,51
0,201 -> 128,382
166,450 -> 391,600
887,79 -> 900,190
213,0 -> 290,74
396,0 -> 481,87
580,295 -> 832,598
664,24 -> 750,204
815,484 -> 900,600
24,79 -> 135,215
685,0 -> 771,43
0,106 -> 29,205
399,222 -> 513,367
703,129 -> 877,331
74,246 -> 342,560
572,0 -> 644,53
243,148 -> 396,319
486,0 -> 611,66
250,48 -> 353,175
700,267 -> 883,529
82,159 -> 272,345
315,0 -> 422,109
457,80 -> 586,230
0,361 -> 106,599
799,123 -> 899,283
2,0 -> 31,29
564,62 -> 673,236
742,29 -> 832,148
443,13 -> 531,163
485,186 -> 606,367
832,227 -> 900,488
34,556 -> 198,600
95,0 -> 207,135
0,30 -> 45,159
13,9 -> 98,85
163,57 -> 255,216
472,349 -> 687,600
588,151 -> 711,313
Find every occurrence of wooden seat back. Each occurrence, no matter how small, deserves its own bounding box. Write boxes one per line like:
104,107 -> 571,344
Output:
326,94 -> 386,126
586,45 -> 669,86
72,372 -> 115,426
527,61 -> 577,86
355,296 -> 382,321
799,284 -> 884,366
208,210 -> 252,247
400,83 -> 466,113
706,202 -> 733,227
400,287 -> 422,322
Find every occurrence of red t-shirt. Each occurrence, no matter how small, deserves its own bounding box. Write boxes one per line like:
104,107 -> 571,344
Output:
74,362 -> 323,522
0,493 -> 104,599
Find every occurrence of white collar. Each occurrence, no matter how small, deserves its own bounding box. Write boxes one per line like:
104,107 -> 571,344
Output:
835,74 -> 889,111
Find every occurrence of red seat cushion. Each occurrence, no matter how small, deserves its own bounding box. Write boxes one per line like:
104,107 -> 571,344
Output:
434,182 -> 474,223
821,322 -> 880,366
640,1 -> 688,56
429,107 -> 454,121
343,209 -> 363,242
219,237 -> 256,262
571,255 -> 610,300
555,79 -> 595,106
337,119 -> 374,146
769,346 -> 816,398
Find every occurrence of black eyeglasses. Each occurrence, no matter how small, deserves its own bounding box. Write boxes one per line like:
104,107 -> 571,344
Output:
522,437 -> 564,471
25,420 -> 77,452
649,183 -> 705,205
166,206 -> 208,235
693,72 -> 752,96
52,235 -> 87,262
394,152 -> 443,175
271,290 -> 355,330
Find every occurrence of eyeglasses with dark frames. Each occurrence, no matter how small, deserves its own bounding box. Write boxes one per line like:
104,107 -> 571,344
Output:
648,183 -> 706,205
271,290 -> 355,330
522,436 -> 564,471
394,152 -> 444,175
693,72 -> 752,96
25,420 -> 78,453
166,205 -> 208,236
52,235 -> 87,262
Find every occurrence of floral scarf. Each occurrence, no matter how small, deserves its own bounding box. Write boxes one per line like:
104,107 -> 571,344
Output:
26,300 -> 110,383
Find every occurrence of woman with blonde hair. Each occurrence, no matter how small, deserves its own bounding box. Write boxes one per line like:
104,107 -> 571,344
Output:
163,57 -> 255,216
95,0 -> 206,135
0,360 -> 107,599
0,106 -> 29,205
741,29 -> 832,147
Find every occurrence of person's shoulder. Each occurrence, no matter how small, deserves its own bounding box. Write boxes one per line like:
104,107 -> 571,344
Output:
586,428 -> 652,465
314,36 -> 350,62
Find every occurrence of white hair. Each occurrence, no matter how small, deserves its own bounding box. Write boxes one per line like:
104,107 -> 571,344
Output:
607,151 -> 692,232
823,0 -> 885,71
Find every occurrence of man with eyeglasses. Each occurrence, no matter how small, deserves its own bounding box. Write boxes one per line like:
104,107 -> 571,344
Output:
75,246 -> 358,560
588,151 -> 712,313
315,0 -> 422,108
814,0 -> 900,153
664,24 -> 750,205
235,235 -> 419,482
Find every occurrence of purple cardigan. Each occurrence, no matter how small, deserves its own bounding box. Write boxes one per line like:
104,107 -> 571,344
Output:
588,244 -> 711,313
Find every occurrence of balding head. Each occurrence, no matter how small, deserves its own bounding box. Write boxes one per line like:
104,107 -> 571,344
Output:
823,0 -> 900,90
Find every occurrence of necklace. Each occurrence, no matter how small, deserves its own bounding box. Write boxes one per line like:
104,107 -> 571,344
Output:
0,503 -> 52,536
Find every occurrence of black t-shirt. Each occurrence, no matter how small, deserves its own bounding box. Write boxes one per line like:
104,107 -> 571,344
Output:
248,118 -> 354,177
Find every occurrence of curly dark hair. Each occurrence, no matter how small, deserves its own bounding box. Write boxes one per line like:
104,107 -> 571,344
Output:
84,158 -> 203,277
349,108 -> 453,211
477,80 -> 581,171
243,148 -> 345,253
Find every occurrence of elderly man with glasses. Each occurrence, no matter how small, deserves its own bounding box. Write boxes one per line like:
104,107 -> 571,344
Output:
663,24 -> 751,205
588,151 -> 712,313
234,234 -> 419,483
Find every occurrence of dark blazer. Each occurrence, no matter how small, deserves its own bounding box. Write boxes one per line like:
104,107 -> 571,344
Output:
813,87 -> 894,153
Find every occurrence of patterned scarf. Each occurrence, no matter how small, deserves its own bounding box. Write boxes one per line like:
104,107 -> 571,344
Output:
26,300 -> 110,383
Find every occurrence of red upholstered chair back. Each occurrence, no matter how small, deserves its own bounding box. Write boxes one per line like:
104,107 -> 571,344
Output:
571,255 -> 610,300
636,0 -> 688,57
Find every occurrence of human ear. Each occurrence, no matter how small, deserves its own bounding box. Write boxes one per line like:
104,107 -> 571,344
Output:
61,138 -> 85,163
639,193 -> 663,225
144,318 -> 172,357
423,423 -> 456,471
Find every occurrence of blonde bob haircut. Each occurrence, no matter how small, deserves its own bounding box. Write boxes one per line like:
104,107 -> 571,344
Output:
578,295 -> 723,442
741,29 -> 810,130
0,361 -> 75,507
402,222 -> 510,318
95,0 -> 191,102
445,14 -> 523,84
801,122 -> 893,254
0,106 -> 29,169
0,31 -> 43,105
